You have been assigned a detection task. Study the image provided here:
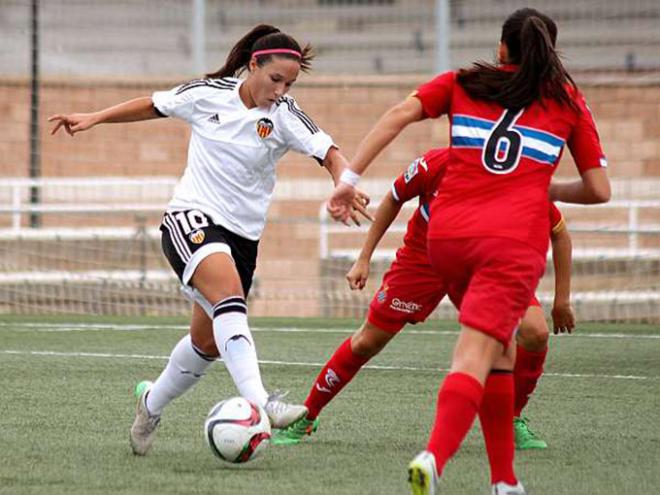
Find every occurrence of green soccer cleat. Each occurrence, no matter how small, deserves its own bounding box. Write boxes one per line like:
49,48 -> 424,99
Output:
134,380 -> 150,400
270,415 -> 320,445
514,416 -> 547,450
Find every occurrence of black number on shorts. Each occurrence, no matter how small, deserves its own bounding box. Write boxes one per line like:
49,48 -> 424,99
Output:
173,210 -> 209,234
482,109 -> 524,174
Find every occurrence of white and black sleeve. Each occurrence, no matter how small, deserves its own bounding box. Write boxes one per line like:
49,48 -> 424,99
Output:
280,97 -> 335,165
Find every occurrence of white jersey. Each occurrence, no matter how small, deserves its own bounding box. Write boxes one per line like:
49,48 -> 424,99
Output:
152,77 -> 334,240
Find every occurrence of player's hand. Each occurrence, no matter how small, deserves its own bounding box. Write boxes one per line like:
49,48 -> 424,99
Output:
348,188 -> 374,226
346,259 -> 370,290
48,112 -> 98,136
327,182 -> 356,225
551,301 -> 575,334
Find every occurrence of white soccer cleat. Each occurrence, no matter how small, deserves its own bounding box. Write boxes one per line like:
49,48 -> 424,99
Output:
492,481 -> 527,495
130,381 -> 161,456
408,450 -> 439,495
263,391 -> 308,429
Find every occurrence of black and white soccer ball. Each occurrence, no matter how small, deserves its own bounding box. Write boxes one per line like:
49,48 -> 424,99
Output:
204,397 -> 271,463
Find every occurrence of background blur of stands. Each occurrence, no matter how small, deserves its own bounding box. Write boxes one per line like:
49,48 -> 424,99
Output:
0,0 -> 658,322
2,0 -> 660,75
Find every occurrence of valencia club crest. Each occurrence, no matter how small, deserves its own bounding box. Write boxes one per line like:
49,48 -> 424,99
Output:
256,118 -> 274,139
189,229 -> 205,244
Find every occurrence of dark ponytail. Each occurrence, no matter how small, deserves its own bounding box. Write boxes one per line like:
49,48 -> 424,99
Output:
457,8 -> 578,111
206,24 -> 314,79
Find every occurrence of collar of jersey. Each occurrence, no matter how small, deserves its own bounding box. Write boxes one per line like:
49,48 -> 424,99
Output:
234,79 -> 276,114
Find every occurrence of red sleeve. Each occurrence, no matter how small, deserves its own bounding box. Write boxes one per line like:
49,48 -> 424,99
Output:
422,147 -> 450,193
567,91 -> 608,174
391,155 -> 432,203
549,202 -> 566,234
423,148 -> 449,165
413,71 -> 455,119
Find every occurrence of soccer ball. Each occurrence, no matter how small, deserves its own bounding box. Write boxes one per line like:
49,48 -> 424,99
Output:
204,397 -> 271,463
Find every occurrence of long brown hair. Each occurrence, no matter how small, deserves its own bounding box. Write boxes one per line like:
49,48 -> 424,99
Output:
457,8 -> 578,111
206,24 -> 314,79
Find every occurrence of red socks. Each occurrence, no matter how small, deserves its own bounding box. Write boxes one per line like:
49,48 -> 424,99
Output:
304,338 -> 369,420
513,344 -> 548,417
479,372 -> 517,485
426,372 -> 484,475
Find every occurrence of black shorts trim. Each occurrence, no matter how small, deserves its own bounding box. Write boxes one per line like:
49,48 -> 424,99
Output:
160,210 -> 258,296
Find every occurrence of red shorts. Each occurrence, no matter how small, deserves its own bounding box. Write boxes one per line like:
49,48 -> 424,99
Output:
427,237 -> 546,345
367,254 -> 449,334
529,294 -> 541,307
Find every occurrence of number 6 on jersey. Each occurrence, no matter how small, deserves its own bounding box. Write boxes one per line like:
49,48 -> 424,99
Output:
482,108 -> 524,174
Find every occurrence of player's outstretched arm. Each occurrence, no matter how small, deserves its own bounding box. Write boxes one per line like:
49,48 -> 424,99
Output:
549,166 -> 611,205
550,225 -> 575,333
48,97 -> 161,136
346,191 -> 402,290
322,147 -> 374,226
349,96 -> 424,176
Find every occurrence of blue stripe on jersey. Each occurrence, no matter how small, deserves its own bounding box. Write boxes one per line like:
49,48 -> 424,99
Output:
516,126 -> 565,148
453,115 -> 493,130
451,113 -> 565,165
521,147 -> 558,165
451,136 -> 484,148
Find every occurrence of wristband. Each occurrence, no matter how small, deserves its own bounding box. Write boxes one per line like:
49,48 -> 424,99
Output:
339,168 -> 361,187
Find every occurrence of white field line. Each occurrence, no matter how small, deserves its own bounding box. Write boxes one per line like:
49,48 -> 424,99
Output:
0,349 -> 656,382
0,322 -> 659,340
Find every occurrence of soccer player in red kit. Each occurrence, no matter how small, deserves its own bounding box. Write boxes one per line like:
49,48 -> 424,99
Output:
274,148 -> 573,448
326,8 -> 610,495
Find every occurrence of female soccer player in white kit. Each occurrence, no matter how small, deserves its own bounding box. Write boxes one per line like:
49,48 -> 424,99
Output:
49,24 -> 370,455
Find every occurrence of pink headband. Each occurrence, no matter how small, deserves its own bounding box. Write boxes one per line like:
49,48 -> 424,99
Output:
252,48 -> 301,58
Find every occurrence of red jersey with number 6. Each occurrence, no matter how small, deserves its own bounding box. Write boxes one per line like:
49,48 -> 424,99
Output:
414,68 -> 606,255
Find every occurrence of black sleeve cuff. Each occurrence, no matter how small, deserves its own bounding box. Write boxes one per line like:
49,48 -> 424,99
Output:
153,104 -> 167,118
315,144 -> 338,167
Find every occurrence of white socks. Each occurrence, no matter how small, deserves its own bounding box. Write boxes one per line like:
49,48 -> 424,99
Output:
145,334 -> 215,415
144,296 -> 268,416
212,296 -> 269,407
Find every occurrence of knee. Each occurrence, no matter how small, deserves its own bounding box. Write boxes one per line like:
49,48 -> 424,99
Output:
350,334 -> 382,359
350,324 -> 392,359
518,323 -> 549,352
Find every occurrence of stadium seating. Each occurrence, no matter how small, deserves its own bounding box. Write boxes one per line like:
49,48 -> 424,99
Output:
1,0 -> 659,76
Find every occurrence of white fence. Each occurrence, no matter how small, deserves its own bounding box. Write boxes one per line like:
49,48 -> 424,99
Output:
1,177 -> 658,249
317,195 -> 660,323
0,177 -> 657,320
0,177 -> 176,232
319,200 -> 660,260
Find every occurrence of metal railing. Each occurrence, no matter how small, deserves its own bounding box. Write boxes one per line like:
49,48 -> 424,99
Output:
319,200 -> 660,259
1,177 -> 658,255
0,177 -> 177,232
